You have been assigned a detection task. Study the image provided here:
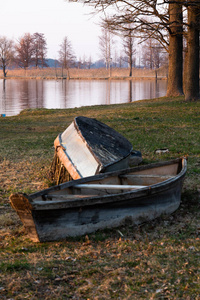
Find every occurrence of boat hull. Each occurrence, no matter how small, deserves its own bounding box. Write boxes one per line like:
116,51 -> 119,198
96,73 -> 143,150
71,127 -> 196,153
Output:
54,116 -> 140,179
33,183 -> 182,242
10,158 -> 187,242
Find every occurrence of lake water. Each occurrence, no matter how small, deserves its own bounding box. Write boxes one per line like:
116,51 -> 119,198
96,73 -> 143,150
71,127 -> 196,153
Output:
0,79 -> 167,117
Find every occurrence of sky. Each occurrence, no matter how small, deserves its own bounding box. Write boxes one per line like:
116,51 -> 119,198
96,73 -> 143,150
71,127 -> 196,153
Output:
0,0 -> 103,61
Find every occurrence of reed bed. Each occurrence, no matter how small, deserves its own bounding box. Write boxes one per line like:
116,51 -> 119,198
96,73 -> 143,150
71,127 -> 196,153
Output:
1,66 -> 168,80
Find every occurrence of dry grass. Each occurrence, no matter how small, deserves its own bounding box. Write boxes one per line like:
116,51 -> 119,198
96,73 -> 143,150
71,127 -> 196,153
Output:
0,97 -> 200,299
0,67 -> 168,80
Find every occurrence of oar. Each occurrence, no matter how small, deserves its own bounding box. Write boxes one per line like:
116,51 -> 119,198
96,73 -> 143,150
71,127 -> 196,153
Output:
74,184 -> 147,190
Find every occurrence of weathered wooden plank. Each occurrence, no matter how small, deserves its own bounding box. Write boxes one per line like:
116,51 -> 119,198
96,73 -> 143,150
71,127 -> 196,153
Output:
119,174 -> 175,186
119,174 -> 174,179
44,194 -> 96,200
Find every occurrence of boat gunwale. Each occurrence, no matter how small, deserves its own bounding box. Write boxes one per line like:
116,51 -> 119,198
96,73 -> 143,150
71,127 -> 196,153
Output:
27,158 -> 187,210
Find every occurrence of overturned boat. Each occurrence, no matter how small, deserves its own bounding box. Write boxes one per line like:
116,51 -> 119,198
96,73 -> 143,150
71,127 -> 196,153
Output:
10,158 -> 187,242
53,116 -> 142,180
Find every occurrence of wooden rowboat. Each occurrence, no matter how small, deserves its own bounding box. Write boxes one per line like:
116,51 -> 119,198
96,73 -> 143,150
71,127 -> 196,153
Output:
54,116 -> 142,180
10,158 -> 187,242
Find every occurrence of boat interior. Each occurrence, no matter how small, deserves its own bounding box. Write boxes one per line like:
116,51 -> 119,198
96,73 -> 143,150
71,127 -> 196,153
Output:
39,161 -> 181,201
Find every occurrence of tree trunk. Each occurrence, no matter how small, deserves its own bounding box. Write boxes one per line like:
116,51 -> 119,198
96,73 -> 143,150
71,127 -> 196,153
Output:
129,58 -> 132,77
3,65 -> 7,77
184,3 -> 199,101
166,2 -> 183,97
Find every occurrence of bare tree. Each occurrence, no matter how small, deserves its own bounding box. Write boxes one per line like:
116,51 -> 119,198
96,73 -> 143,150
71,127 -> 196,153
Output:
0,36 -> 14,77
32,33 -> 47,68
118,52 -> 126,68
142,39 -> 154,69
59,36 -> 75,78
81,55 -> 93,69
142,38 -> 168,69
99,27 -> 113,70
113,49 -> 118,67
16,33 -> 34,69
88,55 -> 93,69
122,28 -> 136,76
77,57 -> 82,69
82,54 -> 87,69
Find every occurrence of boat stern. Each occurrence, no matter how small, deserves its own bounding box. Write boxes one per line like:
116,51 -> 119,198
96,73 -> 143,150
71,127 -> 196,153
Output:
9,193 -> 40,242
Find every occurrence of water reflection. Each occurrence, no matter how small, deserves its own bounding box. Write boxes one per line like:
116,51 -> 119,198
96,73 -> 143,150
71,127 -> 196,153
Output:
0,79 -> 167,117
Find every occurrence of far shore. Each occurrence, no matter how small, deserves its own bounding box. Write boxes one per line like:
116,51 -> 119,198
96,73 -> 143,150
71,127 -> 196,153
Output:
0,66 -> 168,80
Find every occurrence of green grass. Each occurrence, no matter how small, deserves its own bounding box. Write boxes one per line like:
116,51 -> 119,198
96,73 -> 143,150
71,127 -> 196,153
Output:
0,260 -> 31,272
0,96 -> 200,299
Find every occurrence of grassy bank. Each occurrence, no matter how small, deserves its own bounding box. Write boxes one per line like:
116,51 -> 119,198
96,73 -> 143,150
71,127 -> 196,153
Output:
0,96 -> 200,299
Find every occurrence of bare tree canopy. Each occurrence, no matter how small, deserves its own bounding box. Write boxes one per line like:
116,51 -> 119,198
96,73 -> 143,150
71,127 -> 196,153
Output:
59,37 -> 75,67
32,33 -> 48,68
99,27 -> 114,69
0,36 -> 14,77
15,33 -> 35,69
142,38 -> 167,69
15,32 -> 48,70
70,0 -> 170,49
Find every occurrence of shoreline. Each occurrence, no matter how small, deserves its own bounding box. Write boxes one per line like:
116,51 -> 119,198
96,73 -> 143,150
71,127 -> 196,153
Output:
0,67 -> 168,81
0,76 -> 167,80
